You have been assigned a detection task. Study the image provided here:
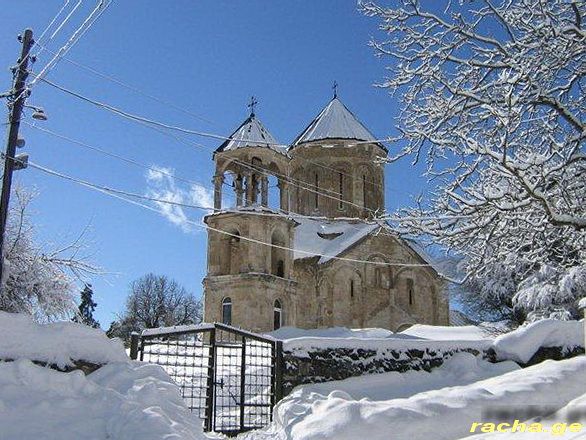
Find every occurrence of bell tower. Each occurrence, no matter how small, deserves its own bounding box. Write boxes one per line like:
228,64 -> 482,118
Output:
202,102 -> 297,332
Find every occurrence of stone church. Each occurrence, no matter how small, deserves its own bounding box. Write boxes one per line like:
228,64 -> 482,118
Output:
202,95 -> 449,333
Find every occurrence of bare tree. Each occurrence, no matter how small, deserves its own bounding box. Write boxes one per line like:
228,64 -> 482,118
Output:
109,273 -> 202,341
362,0 -> 585,319
0,186 -> 100,321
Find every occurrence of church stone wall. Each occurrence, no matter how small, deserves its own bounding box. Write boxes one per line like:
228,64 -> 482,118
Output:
289,141 -> 386,219
203,273 -> 297,333
203,210 -> 299,333
292,233 -> 448,332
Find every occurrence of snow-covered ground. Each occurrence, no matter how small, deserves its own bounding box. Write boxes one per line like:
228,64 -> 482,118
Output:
243,356 -> 586,440
1,312 -> 584,440
0,359 -> 205,440
462,392 -> 586,439
0,312 -> 206,440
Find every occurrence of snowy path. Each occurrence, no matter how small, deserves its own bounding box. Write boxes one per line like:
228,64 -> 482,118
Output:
241,356 -> 586,440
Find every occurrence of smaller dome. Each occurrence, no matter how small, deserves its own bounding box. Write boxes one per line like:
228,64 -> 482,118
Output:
215,114 -> 286,155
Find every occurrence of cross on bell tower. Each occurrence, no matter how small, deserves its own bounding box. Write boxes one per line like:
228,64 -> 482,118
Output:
332,81 -> 338,98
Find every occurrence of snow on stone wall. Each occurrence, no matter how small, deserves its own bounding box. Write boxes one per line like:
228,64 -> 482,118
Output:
492,319 -> 585,364
282,340 -> 492,394
0,311 -> 128,369
281,320 -> 585,394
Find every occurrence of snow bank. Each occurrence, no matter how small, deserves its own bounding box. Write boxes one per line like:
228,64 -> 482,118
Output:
282,334 -> 491,353
0,359 -> 205,440
0,312 -> 127,368
268,326 -> 397,340
493,319 -> 584,363
400,324 -> 492,341
246,356 -> 586,440
271,323 -> 494,348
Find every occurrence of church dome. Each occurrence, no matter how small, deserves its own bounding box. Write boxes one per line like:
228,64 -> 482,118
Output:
290,96 -> 386,151
214,113 -> 287,156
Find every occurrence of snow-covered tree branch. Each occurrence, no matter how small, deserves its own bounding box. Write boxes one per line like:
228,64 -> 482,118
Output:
362,0 -> 585,319
0,187 -> 101,321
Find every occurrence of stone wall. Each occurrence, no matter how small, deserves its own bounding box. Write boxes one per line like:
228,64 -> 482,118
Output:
281,339 -> 584,395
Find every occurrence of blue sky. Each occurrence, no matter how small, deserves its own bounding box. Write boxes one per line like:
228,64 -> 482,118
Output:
1,1 -> 434,327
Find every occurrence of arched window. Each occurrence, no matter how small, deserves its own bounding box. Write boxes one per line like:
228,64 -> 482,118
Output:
362,174 -> 367,208
222,297 -> 232,325
273,299 -> 282,330
228,232 -> 241,275
271,230 -> 287,277
314,172 -> 319,209
219,229 -> 241,276
407,279 -> 414,307
338,172 -> 344,209
375,268 -> 382,287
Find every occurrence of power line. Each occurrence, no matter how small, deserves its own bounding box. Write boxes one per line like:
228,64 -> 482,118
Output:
37,76 -> 385,214
25,117 -> 467,225
36,73 -> 389,191
29,0 -> 113,90
35,43 -> 215,126
23,122 -> 399,231
25,122 -> 216,191
39,76 -> 274,144
44,0 -> 83,45
23,158 -> 437,269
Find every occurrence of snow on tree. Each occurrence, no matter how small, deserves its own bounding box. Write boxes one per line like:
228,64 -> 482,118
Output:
108,273 -> 202,342
0,187 -> 99,321
73,284 -> 100,328
362,0 -> 585,319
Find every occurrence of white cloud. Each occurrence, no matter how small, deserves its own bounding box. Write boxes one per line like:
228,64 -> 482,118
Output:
145,165 -> 213,233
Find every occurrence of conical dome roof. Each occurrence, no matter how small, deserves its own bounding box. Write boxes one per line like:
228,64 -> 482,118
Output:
291,97 -> 380,148
215,114 -> 286,155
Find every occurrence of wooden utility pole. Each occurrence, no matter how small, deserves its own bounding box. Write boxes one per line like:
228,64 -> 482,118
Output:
0,29 -> 34,287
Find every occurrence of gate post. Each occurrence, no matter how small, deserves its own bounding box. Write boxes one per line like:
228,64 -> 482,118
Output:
274,340 -> 284,405
129,332 -> 140,360
204,328 -> 216,432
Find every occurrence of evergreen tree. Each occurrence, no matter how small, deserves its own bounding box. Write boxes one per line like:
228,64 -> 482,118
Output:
74,284 -> 100,328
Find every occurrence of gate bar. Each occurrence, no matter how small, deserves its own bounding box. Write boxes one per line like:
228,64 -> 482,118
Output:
274,340 -> 284,405
205,328 -> 216,432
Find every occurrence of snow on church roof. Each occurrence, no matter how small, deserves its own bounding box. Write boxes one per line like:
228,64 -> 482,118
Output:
215,114 -> 287,155
293,217 -> 379,263
291,97 -> 382,148
293,217 -> 443,274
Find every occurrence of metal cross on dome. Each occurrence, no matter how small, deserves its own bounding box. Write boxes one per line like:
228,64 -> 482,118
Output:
332,81 -> 338,98
247,96 -> 258,117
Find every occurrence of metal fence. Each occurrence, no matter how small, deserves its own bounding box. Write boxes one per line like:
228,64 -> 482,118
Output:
130,323 -> 283,436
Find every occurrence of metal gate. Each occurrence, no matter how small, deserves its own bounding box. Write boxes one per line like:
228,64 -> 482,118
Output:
129,323 -> 283,436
